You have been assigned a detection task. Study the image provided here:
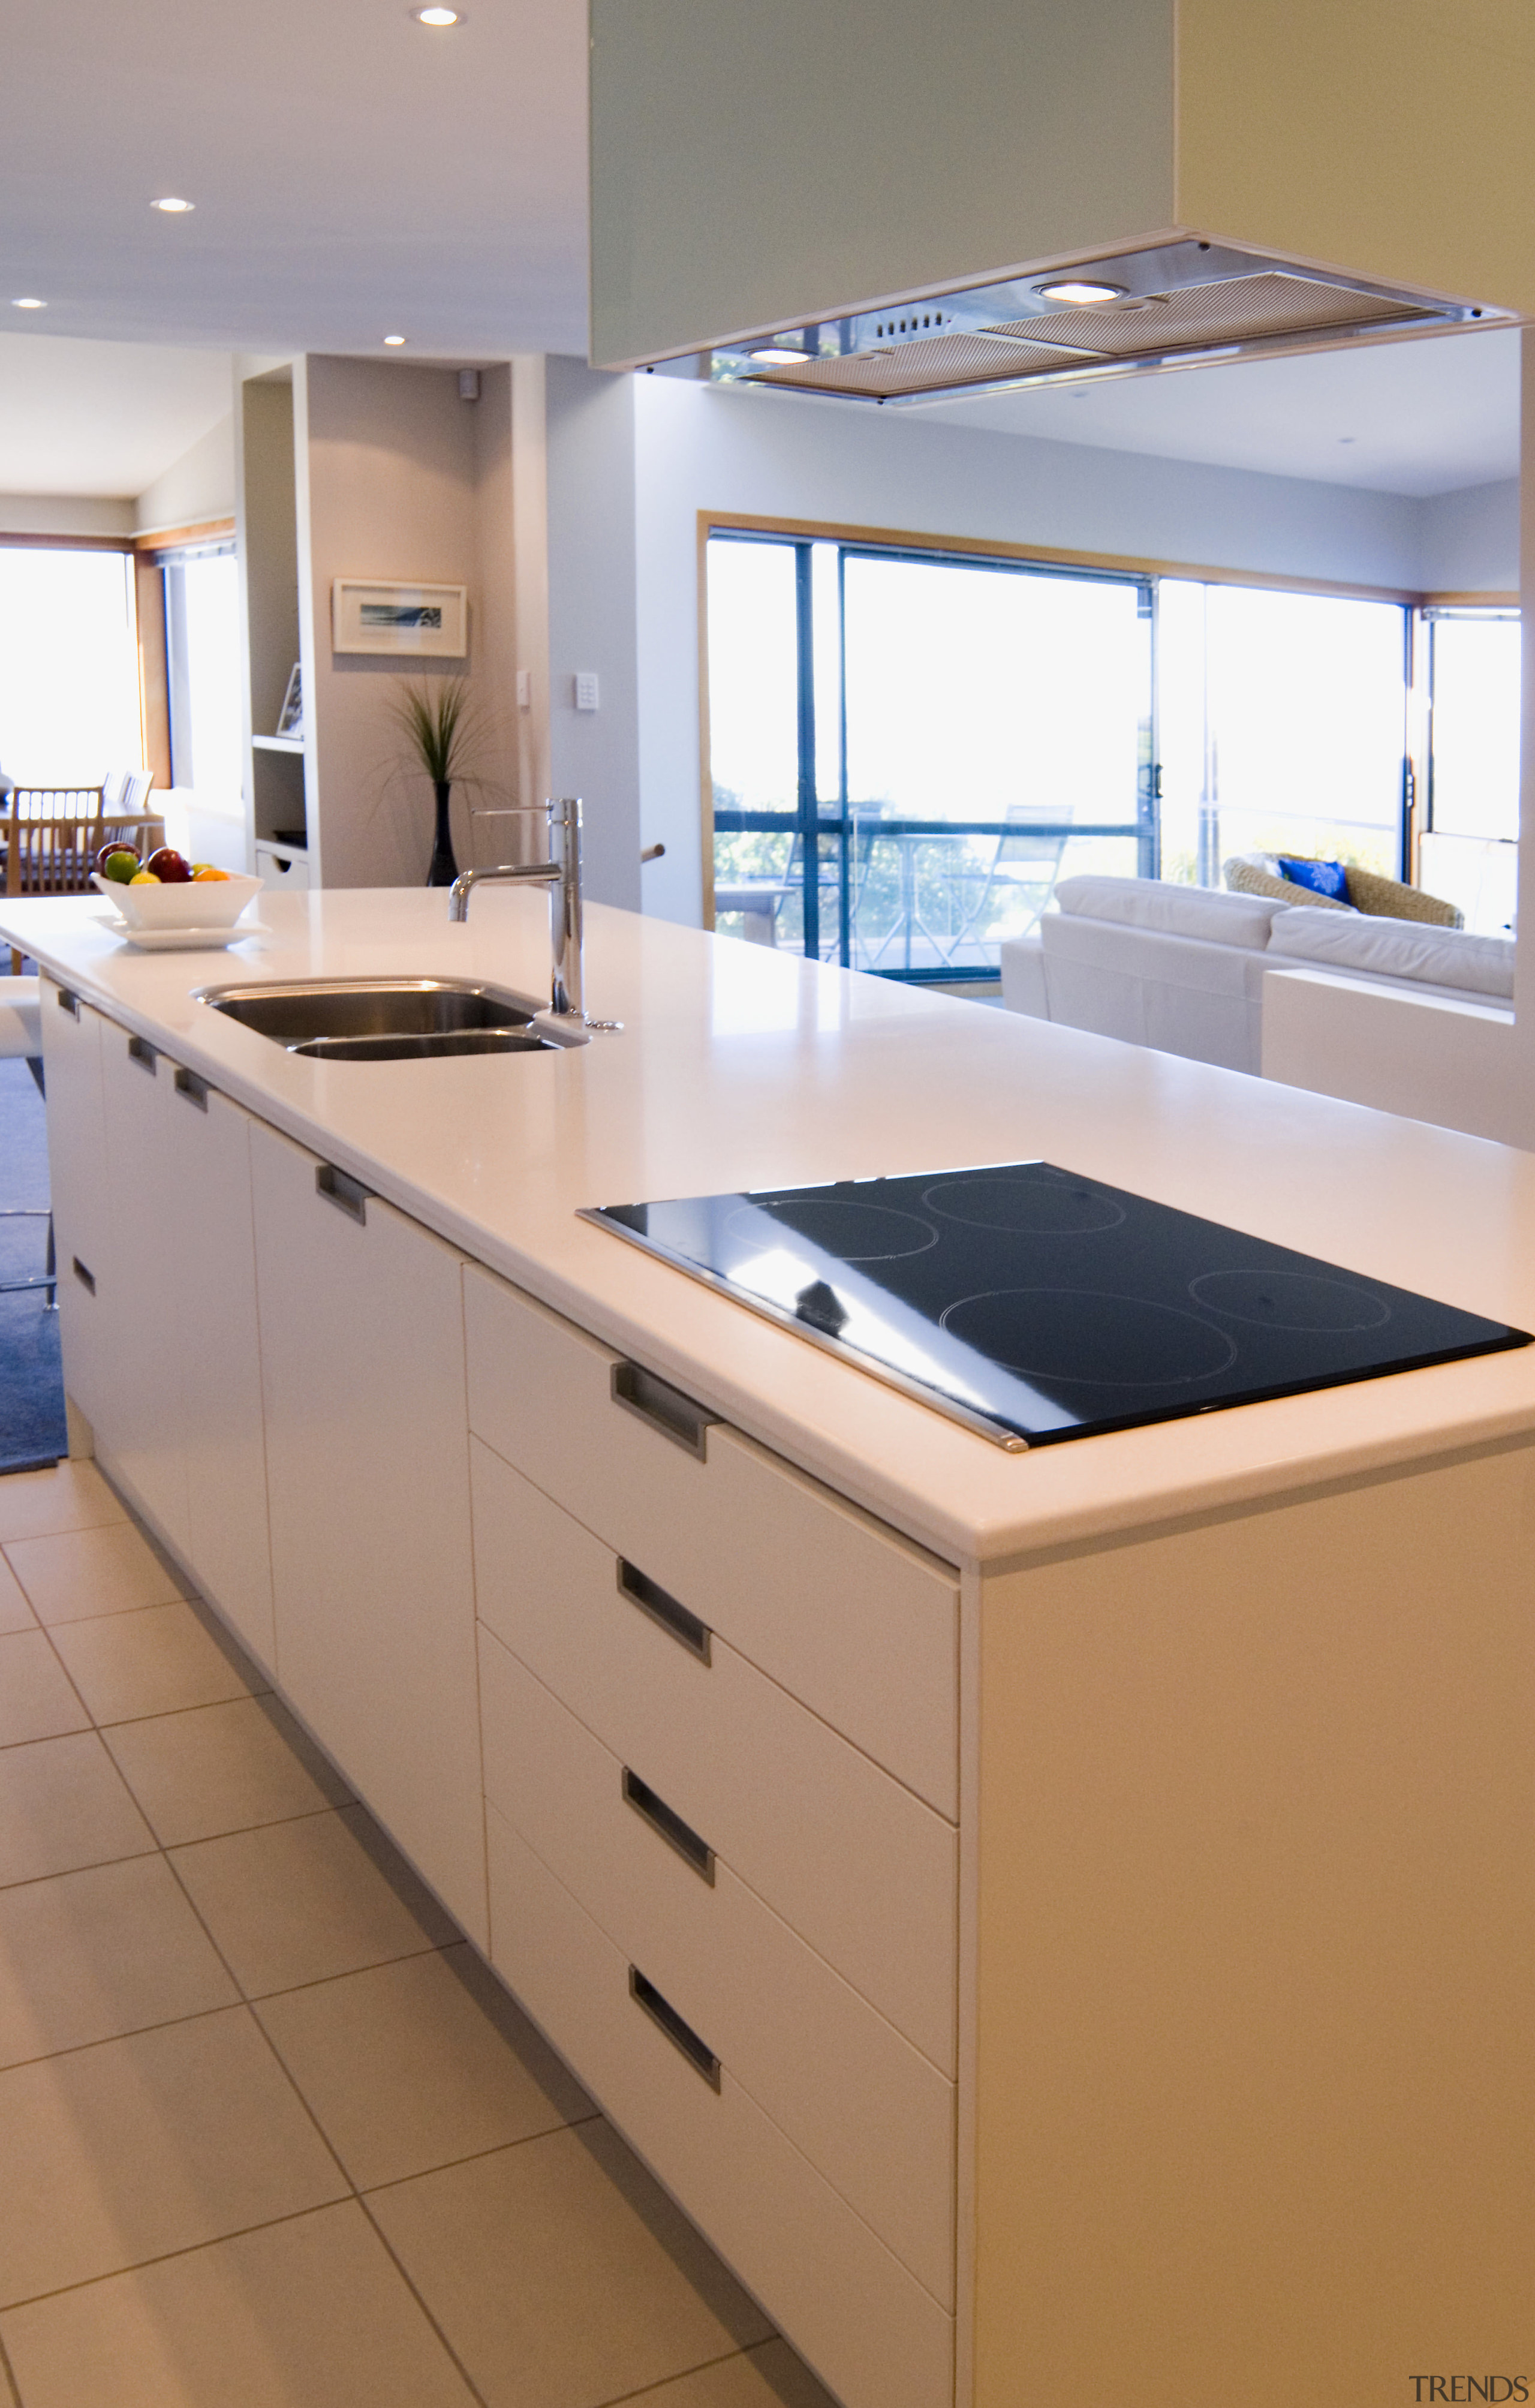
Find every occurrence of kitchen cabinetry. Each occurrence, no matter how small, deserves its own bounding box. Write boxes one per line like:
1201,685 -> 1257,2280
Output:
41,984 -> 276,1669
38,985 -> 112,1435
465,1267 -> 961,2408
249,1121 -> 487,1950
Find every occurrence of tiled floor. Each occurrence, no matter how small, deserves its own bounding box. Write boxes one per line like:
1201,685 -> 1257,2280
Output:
0,1459 -> 836,2408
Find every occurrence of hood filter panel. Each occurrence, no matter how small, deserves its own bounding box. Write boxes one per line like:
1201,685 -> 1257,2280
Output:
986,272 -> 1437,359
751,330 -> 1101,398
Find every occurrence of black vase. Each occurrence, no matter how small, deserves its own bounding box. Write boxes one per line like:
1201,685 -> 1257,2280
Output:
427,778 -> 459,887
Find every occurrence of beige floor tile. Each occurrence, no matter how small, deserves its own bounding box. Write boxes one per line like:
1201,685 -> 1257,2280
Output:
4,1519 -> 191,1625
47,1598 -> 266,1725
170,1804 -> 456,1997
0,1732 -> 155,1889
0,2202 -> 478,2408
256,1942 -> 592,2188
0,1555 -> 35,1635
0,1460 -> 127,1545
103,1694 -> 351,1847
0,1854 -> 238,2066
0,2006 -> 346,2306
368,2119 -> 772,2408
633,2340 -> 841,2408
0,1628 -> 87,1747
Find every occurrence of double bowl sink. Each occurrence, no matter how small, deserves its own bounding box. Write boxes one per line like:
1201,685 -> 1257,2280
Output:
200,978 -> 588,1063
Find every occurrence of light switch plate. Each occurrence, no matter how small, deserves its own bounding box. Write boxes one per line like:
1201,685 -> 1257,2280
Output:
574,672 -> 600,713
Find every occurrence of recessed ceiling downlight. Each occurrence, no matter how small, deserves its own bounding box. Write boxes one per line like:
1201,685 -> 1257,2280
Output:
1036,279 -> 1125,305
151,196 -> 195,214
11,297 -> 46,309
411,7 -> 463,22
383,333 -> 408,346
748,347 -> 803,364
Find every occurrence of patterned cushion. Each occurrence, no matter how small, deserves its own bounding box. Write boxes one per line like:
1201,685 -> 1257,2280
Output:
1223,856 -> 1352,913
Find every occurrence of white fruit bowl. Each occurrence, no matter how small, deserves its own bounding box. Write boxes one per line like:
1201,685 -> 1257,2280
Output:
93,871 -> 266,931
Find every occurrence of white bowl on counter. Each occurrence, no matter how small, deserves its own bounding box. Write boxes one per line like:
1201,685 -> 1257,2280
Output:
92,870 -> 265,931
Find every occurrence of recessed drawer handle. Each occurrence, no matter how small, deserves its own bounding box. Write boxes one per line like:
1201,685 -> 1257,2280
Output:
610,1360 -> 719,1460
628,1967 -> 721,2091
127,1035 -> 158,1074
56,986 -> 79,1018
315,1162 -> 372,1224
622,1767 -> 715,1884
173,1068 -> 209,1111
616,1559 -> 711,1664
72,1256 -> 96,1295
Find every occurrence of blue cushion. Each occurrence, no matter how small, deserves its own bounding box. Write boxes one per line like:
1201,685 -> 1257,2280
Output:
1277,856 -> 1350,901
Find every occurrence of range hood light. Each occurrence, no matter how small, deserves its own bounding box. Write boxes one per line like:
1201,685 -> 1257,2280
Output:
1036,279 -> 1126,305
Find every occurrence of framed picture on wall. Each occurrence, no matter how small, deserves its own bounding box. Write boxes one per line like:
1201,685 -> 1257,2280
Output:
332,579 -> 468,657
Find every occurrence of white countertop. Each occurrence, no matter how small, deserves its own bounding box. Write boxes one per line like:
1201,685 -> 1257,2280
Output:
7,885 -> 1535,1566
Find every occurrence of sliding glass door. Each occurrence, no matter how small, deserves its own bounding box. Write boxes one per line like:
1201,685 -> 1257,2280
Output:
708,531 -> 1418,976
708,532 -> 1154,976
1157,581 -> 1410,886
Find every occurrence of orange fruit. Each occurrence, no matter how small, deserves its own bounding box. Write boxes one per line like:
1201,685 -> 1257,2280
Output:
192,865 -> 230,881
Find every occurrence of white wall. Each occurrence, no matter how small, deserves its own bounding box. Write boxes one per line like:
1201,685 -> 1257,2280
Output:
134,413 -> 236,535
1418,477 -> 1519,593
0,494 -> 134,536
631,374 -> 1446,928
545,356 -> 643,910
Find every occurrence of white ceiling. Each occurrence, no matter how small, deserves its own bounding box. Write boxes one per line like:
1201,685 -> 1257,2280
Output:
0,0 -> 589,359
0,335 -> 234,496
919,325 -> 1522,499
0,0 -> 1521,501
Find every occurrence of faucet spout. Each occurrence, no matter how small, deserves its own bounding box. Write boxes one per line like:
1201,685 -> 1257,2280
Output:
447,799 -> 585,1021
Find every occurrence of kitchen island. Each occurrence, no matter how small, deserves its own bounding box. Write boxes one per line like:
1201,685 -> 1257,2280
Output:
3,882 -> 1532,2408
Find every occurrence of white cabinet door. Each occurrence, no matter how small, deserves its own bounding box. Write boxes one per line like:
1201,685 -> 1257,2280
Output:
96,1020 -> 191,1555
38,984 -> 114,1433
160,1068 -> 276,1672
250,1120 -> 486,1947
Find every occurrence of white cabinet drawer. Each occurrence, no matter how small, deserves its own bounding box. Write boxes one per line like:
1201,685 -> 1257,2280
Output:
463,1267 -> 958,1819
480,1624 -> 955,2307
487,1805 -> 954,2408
472,1441 -> 956,2073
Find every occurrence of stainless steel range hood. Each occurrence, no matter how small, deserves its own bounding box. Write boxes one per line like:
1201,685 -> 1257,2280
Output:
684,238 -> 1500,408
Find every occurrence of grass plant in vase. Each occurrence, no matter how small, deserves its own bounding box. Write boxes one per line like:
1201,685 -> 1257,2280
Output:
389,677 -> 485,888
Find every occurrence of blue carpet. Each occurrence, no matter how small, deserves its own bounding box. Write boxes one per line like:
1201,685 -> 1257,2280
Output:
0,1054 -> 68,1472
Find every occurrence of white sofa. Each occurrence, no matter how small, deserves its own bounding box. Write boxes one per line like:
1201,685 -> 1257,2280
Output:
1001,876 -> 1515,1075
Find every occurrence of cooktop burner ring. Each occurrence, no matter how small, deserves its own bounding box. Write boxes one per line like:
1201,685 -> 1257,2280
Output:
939,1287 -> 1240,1389
924,1170 -> 1127,1235
1188,1268 -> 1393,1332
730,1195 -> 940,1262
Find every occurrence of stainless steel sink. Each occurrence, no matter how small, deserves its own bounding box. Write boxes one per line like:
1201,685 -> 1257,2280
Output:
198,978 -> 587,1059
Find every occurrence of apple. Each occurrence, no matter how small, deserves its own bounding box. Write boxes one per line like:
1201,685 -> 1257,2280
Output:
101,849 -> 140,883
146,846 -> 192,885
96,840 -> 134,873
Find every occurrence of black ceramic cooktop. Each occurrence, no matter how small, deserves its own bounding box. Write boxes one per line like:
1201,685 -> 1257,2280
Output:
582,1162 -> 1531,1450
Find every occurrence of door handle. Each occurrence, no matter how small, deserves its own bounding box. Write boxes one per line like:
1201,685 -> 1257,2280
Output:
72,1257 -> 96,1295
610,1360 -> 718,1459
315,1163 -> 372,1224
628,1967 -> 721,2090
616,1559 -> 711,1664
56,987 -> 79,1018
127,1035 -> 157,1074
173,1068 -> 209,1111
621,1767 -> 715,1883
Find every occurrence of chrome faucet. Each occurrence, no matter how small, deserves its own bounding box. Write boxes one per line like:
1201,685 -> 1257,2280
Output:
449,797 -> 584,1020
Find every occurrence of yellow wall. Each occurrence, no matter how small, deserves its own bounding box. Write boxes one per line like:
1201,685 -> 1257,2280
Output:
1176,0 -> 1535,312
